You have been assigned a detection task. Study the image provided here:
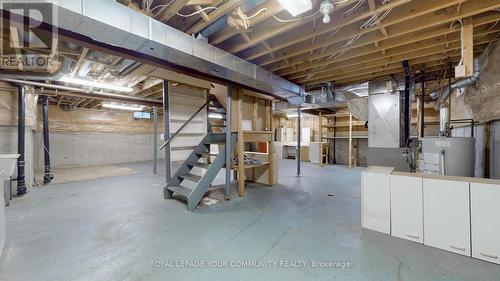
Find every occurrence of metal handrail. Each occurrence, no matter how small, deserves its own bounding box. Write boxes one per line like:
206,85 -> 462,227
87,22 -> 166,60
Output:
160,99 -> 211,150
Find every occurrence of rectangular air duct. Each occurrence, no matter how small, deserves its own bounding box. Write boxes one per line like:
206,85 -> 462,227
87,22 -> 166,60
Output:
0,0 -> 302,99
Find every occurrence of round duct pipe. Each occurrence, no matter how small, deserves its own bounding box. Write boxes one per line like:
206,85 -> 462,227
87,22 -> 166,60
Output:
0,78 -> 162,106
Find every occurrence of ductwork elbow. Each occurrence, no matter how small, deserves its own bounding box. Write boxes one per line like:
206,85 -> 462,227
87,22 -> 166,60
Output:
429,57 -> 482,101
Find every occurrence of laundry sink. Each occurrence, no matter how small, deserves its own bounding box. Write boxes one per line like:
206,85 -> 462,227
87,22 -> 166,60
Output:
0,154 -> 20,180
0,154 -> 19,258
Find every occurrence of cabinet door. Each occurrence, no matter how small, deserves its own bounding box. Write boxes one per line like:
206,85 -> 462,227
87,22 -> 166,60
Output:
390,175 -> 423,243
423,178 -> 470,256
471,182 -> 500,264
362,172 -> 391,234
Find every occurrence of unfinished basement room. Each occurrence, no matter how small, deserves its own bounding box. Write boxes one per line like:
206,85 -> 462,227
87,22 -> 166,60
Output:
1,0 -> 500,280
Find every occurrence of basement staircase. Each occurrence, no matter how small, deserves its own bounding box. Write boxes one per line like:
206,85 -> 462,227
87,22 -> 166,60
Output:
164,96 -> 237,210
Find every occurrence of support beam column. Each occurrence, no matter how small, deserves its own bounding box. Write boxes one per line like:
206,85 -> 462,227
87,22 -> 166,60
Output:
225,83 -> 232,200
463,18 -> 474,77
42,95 -> 53,185
17,84 -> 26,196
153,105 -> 158,175
296,106 -> 301,176
163,80 -> 171,183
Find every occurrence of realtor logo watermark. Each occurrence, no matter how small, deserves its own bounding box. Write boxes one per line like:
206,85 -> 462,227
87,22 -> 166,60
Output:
0,0 -> 58,70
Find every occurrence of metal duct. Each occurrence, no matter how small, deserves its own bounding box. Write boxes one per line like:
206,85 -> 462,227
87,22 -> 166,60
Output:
200,15 -> 229,38
439,104 -> 450,136
0,78 -> 162,105
430,57 -> 482,101
1,1 -> 301,99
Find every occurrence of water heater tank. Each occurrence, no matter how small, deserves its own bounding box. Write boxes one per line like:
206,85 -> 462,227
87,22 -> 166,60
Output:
420,137 -> 475,177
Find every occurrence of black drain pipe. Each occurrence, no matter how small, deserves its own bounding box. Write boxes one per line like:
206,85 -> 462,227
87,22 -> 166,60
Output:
42,95 -> 53,184
17,84 -> 26,196
402,60 -> 411,147
420,70 -> 425,138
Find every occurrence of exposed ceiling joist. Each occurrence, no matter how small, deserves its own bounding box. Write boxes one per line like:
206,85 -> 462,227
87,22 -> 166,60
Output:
302,43 -> 489,85
259,0 -> 467,69
271,0 -> 500,82
156,0 -> 190,22
278,13 -> 500,77
289,23 -> 500,82
240,0 -> 411,60
209,0 -> 284,45
185,0 -> 245,35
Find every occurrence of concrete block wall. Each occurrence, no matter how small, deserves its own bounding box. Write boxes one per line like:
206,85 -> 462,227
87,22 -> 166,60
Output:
34,132 -> 161,169
333,139 -> 368,167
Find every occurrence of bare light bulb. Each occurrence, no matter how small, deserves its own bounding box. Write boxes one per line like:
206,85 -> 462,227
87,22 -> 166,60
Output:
322,13 -> 331,24
319,1 -> 334,24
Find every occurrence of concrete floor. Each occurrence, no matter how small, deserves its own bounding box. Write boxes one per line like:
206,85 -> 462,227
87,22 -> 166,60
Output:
1,160 -> 499,281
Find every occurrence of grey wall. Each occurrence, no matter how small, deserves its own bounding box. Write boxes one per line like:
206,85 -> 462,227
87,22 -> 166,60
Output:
332,139 -> 368,167
33,132 -> 166,169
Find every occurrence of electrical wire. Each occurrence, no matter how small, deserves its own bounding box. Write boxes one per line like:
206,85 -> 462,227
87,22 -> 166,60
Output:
176,7 -> 218,17
242,8 -> 268,20
150,0 -> 175,17
343,0 -> 365,16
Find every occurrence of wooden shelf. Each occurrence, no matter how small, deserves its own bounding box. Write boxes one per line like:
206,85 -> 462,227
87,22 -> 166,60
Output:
243,131 -> 273,142
231,162 -> 270,170
322,136 -> 368,139
323,121 -> 366,128
324,112 -> 352,118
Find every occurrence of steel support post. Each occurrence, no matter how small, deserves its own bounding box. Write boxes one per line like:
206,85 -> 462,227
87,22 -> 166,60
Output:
296,106 -> 301,176
225,83 -> 232,200
17,84 -> 26,196
42,95 -> 53,184
163,80 -> 171,182
153,105 -> 158,175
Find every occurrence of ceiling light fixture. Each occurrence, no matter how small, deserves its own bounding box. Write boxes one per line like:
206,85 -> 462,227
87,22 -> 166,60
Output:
208,113 -> 225,119
102,102 -> 145,111
277,0 -> 312,17
59,76 -> 134,93
320,1 -> 334,24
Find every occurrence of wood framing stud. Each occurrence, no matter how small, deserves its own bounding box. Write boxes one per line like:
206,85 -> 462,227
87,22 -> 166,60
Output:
463,17 -> 474,76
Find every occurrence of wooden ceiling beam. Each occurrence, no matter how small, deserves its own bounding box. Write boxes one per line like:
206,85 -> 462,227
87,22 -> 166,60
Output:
156,0 -> 190,22
307,46 -> 488,86
287,23 -> 500,81
209,0 -> 284,45
225,0 -> 397,54
368,0 -> 377,11
272,5 -> 500,76
185,0 -> 245,35
261,0 -> 487,69
300,46 -> 487,85
333,64 -> 451,87
280,17 -> 499,78
196,5 -> 210,22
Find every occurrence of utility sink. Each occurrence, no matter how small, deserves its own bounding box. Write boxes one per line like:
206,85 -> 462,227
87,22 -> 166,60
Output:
0,154 -> 19,258
0,154 -> 20,180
